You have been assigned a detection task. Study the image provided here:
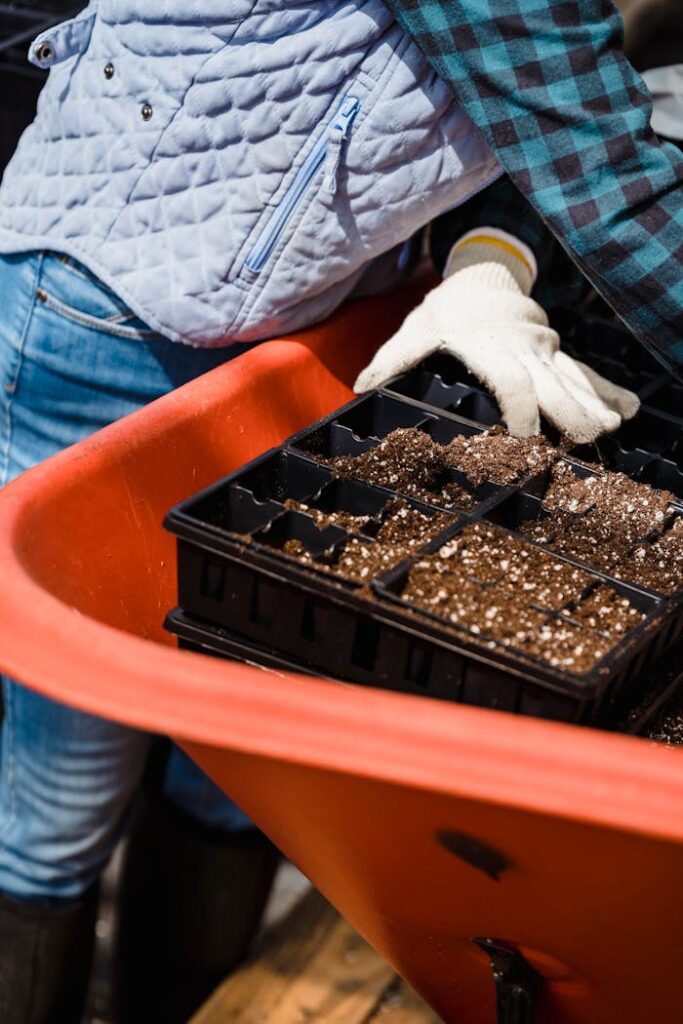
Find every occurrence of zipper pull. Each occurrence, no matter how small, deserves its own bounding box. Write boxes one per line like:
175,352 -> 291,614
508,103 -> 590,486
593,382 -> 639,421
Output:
323,96 -> 360,196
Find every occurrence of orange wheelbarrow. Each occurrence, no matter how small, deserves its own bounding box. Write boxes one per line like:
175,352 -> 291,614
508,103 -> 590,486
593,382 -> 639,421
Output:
0,290 -> 682,1024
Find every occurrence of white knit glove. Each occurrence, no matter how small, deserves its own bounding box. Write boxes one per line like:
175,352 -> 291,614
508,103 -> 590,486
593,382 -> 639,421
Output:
354,229 -> 640,443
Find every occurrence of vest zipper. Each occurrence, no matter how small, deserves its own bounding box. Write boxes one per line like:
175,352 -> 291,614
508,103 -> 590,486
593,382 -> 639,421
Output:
245,95 -> 360,275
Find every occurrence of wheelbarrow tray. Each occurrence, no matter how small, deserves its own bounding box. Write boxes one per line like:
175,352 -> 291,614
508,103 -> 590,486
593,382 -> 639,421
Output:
0,290 -> 682,1024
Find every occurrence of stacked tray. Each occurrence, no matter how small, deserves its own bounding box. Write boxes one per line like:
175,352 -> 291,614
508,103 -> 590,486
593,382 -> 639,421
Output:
384,309 -> 683,501
165,325 -> 683,726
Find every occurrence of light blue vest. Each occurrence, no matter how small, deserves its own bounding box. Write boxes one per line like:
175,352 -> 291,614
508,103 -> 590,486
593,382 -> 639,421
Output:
0,2 -> 501,347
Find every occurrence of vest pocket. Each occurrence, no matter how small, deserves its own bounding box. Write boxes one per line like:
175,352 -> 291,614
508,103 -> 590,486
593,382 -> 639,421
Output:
245,95 -> 361,276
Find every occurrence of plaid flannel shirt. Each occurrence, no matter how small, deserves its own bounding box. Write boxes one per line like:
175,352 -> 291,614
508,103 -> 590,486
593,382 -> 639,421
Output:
384,0 -> 683,375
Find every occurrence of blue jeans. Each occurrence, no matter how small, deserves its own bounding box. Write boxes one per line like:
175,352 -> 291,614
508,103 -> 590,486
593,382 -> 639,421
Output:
0,252 -> 253,904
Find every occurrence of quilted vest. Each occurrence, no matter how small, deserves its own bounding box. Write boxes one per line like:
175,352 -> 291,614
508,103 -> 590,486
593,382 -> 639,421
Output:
0,2 -> 501,347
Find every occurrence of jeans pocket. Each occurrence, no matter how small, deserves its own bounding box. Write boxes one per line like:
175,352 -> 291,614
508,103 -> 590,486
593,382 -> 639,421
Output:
36,286 -> 158,341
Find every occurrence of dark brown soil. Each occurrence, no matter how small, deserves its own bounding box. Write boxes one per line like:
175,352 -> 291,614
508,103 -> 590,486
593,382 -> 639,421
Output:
403,557 -> 548,642
330,536 -> 403,583
496,546 -> 592,611
543,461 -> 603,514
327,425 -> 559,505
515,620 -> 611,674
327,428 -> 477,510
374,498 -> 453,546
647,706 -> 683,745
544,462 -> 673,536
429,480 -> 479,511
551,512 -> 636,573
529,461 -> 677,580
399,523 -> 610,672
433,523 -> 518,584
615,518 -> 683,595
402,554 -> 610,673
281,498 -> 455,585
283,539 -> 315,563
328,428 -> 444,495
444,426 -> 558,487
518,510 -> 575,545
565,585 -> 645,637
328,500 -> 455,584
283,499 -> 370,534
283,535 -> 392,586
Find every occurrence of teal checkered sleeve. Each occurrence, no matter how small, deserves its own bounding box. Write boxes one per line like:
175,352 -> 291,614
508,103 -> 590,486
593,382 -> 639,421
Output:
385,0 -> 683,376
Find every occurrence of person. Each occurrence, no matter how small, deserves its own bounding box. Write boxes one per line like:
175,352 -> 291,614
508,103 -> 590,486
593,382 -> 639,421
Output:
0,2 -> 680,1022
357,0 -> 683,398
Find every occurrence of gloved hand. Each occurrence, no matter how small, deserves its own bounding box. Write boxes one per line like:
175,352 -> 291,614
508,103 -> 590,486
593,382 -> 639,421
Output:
354,228 -> 640,443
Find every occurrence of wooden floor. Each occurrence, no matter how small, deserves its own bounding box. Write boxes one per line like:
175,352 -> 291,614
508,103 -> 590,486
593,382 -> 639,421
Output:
191,888 -> 441,1024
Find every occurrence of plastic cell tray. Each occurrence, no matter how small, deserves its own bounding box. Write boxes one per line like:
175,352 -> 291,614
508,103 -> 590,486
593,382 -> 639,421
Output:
165,391 -> 683,725
551,308 -> 668,384
165,607 -> 331,679
384,352 -> 503,426
165,604 -> 683,738
558,310 -> 683,498
572,409 -> 683,501
384,310 -> 683,504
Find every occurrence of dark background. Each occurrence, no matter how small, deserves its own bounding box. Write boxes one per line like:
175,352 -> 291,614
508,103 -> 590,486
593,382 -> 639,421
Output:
0,2 -> 76,169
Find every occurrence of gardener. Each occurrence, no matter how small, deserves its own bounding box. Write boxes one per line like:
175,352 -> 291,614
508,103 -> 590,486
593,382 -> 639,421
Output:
0,2 -> 681,1023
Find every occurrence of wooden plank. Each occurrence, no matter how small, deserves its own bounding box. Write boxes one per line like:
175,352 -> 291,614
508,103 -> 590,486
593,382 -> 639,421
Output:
263,907 -> 394,1024
190,889 -> 338,1023
369,979 -> 442,1024
191,888 -> 441,1024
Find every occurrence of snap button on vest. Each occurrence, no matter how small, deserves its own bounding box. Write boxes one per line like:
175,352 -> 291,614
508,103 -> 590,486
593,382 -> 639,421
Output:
104,63 -> 115,79
35,42 -> 54,63
141,103 -> 153,121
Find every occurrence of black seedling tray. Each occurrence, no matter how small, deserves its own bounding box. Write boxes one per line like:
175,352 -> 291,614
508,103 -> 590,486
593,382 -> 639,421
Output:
384,311 -> 672,426
551,311 -> 683,500
165,608 -> 331,679
165,381 -> 683,725
166,606 -> 683,739
572,410 -> 683,501
385,353 -> 502,425
383,310 -> 683,501
484,461 -> 683,593
551,308 -> 668,386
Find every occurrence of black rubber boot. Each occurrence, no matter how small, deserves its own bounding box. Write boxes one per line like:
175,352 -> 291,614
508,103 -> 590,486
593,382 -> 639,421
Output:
0,886 -> 98,1024
114,794 -> 279,1024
